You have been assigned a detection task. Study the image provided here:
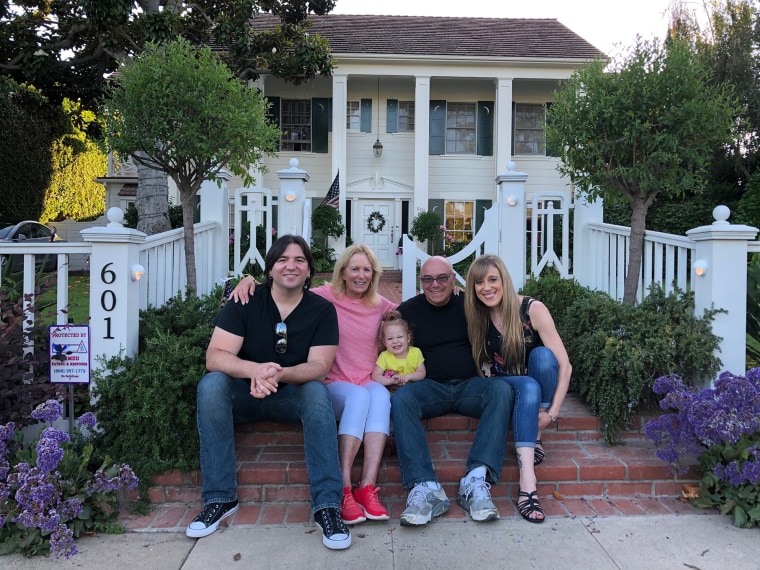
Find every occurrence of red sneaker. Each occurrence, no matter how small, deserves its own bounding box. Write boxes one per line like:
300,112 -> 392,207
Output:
341,487 -> 366,525
353,485 -> 389,521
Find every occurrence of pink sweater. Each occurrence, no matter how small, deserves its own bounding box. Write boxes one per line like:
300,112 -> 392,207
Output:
313,285 -> 397,387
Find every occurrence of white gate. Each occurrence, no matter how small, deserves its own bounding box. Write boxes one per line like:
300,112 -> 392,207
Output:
232,187 -> 274,276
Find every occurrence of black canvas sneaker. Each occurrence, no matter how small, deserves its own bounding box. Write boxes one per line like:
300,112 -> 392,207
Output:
314,507 -> 352,550
186,500 -> 239,538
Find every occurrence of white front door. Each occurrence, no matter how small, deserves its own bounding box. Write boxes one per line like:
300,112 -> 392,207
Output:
358,201 -> 395,268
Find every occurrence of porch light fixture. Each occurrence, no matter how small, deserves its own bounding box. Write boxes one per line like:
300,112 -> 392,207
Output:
693,259 -> 708,277
506,195 -> 519,207
373,77 -> 383,158
131,263 -> 146,281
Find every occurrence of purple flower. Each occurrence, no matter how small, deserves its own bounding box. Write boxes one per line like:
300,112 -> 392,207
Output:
76,412 -> 97,430
35,437 -> 65,473
50,523 -> 77,560
60,498 -> 83,520
31,400 -> 63,424
40,427 -> 70,444
0,422 -> 14,441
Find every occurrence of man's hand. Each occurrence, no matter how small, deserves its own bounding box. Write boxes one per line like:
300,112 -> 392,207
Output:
250,363 -> 283,398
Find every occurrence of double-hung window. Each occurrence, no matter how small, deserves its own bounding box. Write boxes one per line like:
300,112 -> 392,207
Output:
281,99 -> 312,152
446,102 -> 476,155
514,103 -> 546,155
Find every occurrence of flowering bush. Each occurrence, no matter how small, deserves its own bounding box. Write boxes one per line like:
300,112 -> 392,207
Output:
0,400 -> 138,558
645,370 -> 760,528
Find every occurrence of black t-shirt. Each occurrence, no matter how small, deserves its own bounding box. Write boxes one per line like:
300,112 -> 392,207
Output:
213,286 -> 338,368
398,293 -> 478,381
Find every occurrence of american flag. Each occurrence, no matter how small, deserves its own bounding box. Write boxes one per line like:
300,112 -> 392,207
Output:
319,171 -> 340,209
220,278 -> 234,308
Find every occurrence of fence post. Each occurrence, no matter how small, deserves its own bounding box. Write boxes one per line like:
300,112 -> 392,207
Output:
686,205 -> 758,381
572,194 -> 604,289
495,162 -> 527,289
80,208 -> 146,385
200,170 -> 231,283
277,158 -> 309,237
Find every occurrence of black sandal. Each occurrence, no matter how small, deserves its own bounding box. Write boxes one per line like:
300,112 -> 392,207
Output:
534,439 -> 546,466
517,490 -> 545,524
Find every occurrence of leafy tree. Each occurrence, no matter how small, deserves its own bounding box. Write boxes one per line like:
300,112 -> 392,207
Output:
0,1 -> 336,234
547,37 -> 739,303
0,77 -> 69,221
107,38 -> 280,293
40,100 -> 108,223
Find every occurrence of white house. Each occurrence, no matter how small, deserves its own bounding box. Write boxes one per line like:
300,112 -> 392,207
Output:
248,14 -> 603,268
95,14 -> 603,269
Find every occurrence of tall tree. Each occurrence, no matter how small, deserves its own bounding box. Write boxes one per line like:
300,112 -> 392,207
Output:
547,37 -> 739,304
107,38 -> 280,292
0,1 -> 336,233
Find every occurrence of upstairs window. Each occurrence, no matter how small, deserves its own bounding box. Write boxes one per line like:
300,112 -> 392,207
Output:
398,101 -> 415,132
446,102 -> 476,154
514,103 -> 545,155
281,99 -> 311,152
346,101 -> 361,131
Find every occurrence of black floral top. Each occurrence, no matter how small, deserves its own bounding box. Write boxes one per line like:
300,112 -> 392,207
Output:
486,297 -> 543,376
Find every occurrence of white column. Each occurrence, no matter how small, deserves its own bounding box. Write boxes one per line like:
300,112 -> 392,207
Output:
332,74 -> 348,250
80,208 -> 146,367
686,205 -> 758,381
200,169 -> 231,282
414,76 -> 431,216
495,162 -> 528,290
277,158 -> 310,237
495,78 -> 513,180
572,194 -> 604,289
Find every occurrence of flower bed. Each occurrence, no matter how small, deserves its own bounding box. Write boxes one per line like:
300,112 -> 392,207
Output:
645,369 -> 760,528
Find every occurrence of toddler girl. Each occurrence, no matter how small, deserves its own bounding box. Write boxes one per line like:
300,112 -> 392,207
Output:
371,310 -> 426,387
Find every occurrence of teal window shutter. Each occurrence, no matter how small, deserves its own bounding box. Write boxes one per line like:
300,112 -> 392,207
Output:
360,98 -> 372,133
477,101 -> 494,156
475,199 -> 492,231
511,102 -> 516,157
266,96 -> 280,151
312,98 -> 329,154
387,99 -> 398,133
429,100 -> 446,155
328,98 -> 333,132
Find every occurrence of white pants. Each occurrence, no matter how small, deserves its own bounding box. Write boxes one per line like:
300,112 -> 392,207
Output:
326,381 -> 391,440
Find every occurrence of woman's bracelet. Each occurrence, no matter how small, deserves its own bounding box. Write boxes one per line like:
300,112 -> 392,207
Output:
545,410 -> 557,424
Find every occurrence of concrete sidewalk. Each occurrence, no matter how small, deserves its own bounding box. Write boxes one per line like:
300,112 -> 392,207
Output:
4,513 -> 758,569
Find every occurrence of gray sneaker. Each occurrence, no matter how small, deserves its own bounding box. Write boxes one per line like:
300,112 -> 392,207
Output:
399,482 -> 450,526
456,476 -> 500,521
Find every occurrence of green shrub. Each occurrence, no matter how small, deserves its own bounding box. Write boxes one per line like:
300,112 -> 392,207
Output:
409,210 -> 443,255
310,205 -> 344,272
561,284 -> 721,443
91,288 -> 221,504
747,254 -> 760,368
522,273 -> 721,442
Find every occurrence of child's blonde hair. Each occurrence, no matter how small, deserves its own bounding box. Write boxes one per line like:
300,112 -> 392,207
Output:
377,310 -> 413,351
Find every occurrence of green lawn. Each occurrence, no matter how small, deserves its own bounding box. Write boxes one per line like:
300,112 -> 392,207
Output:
37,274 -> 91,326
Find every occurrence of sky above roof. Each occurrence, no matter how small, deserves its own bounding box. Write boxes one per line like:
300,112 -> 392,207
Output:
331,0 -> 680,58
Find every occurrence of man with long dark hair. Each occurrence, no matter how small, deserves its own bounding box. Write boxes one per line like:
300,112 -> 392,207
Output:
187,235 -> 350,550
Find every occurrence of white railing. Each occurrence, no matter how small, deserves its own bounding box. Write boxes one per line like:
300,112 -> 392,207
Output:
136,221 -> 218,310
587,222 -> 696,302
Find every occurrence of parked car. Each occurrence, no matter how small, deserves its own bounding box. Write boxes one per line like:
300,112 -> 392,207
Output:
0,220 -> 63,273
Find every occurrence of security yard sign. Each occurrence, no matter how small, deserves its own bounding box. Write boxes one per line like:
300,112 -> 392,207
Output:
49,325 -> 91,384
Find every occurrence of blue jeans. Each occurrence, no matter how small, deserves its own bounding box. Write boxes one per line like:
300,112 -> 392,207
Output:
497,375 -> 540,448
527,347 -> 559,408
196,372 -> 342,513
390,377 -> 514,489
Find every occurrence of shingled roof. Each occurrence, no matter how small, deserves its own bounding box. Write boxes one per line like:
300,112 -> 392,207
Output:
252,14 -> 604,60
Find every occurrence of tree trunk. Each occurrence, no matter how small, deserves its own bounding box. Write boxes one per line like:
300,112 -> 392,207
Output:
135,156 -> 171,235
623,200 -> 649,304
180,190 -> 198,294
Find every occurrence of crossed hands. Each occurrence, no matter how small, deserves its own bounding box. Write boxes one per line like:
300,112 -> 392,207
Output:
250,362 -> 283,399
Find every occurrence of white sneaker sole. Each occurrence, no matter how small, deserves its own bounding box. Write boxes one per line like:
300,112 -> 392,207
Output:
185,504 -> 239,538
315,522 -> 352,550
399,500 -> 450,526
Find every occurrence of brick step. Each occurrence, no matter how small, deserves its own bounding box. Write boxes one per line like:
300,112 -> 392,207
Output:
143,394 -> 697,509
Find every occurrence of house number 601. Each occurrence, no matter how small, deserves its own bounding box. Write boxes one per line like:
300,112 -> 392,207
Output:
100,263 -> 117,339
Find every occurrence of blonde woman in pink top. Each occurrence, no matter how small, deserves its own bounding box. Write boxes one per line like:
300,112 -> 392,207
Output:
232,244 -> 396,525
